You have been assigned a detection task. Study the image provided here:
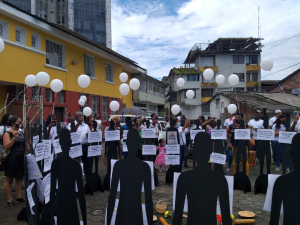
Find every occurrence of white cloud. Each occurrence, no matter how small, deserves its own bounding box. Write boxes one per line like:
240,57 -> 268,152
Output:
112,0 -> 300,80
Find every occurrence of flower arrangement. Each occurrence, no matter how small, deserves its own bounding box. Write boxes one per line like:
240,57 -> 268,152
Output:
216,214 -> 235,224
164,211 -> 172,218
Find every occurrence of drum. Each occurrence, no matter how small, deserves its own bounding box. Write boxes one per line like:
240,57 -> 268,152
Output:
248,150 -> 256,167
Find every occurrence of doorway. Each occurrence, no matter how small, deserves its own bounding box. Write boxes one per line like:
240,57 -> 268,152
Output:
54,107 -> 64,122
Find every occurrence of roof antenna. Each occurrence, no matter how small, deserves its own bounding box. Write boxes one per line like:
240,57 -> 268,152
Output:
258,5 -> 261,50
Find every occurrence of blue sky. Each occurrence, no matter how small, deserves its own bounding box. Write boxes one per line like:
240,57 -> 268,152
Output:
111,0 -> 300,81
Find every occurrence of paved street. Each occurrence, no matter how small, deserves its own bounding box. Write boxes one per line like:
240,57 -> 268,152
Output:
0,155 -> 283,225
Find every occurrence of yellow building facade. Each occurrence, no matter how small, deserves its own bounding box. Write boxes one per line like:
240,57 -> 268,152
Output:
0,2 -> 146,122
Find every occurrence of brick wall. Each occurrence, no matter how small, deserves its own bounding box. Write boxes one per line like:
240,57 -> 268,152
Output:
270,71 -> 300,92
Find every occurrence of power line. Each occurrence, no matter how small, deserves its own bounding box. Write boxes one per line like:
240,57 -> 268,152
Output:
263,32 -> 300,52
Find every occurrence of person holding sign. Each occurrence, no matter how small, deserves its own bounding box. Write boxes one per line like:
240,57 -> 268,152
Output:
248,112 -> 264,160
67,112 -> 91,178
2,116 -> 28,207
154,139 -> 167,172
272,114 -> 288,172
269,109 -> 282,165
178,117 -> 190,171
46,114 -> 58,141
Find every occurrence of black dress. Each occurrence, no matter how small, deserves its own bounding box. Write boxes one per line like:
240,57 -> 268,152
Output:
4,131 -> 26,178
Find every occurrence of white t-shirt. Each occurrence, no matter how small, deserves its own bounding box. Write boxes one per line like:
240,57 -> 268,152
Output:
178,126 -> 190,145
224,119 -> 233,128
272,124 -> 286,141
269,116 -> 276,127
0,125 -> 12,137
95,119 -> 102,131
47,126 -> 57,142
67,121 -> 90,144
248,119 -> 264,140
291,121 -> 300,133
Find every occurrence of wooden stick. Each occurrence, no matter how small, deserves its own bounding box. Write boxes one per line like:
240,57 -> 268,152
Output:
234,219 -> 255,224
159,217 -> 169,225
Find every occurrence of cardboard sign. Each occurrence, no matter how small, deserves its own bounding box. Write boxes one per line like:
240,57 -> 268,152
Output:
141,128 -> 156,138
26,154 -> 42,180
88,131 -> 102,143
278,131 -> 297,144
123,130 -> 128,140
122,142 -> 128,152
257,129 -> 275,141
190,129 -> 205,140
165,144 -> 180,154
165,155 -> 180,165
234,129 -> 251,140
43,153 -> 53,173
110,159 -> 155,192
69,145 -> 83,158
211,129 -> 227,140
173,173 -> 234,214
263,174 -> 283,213
88,145 -> 102,157
53,139 -> 62,154
142,145 -> 156,155
43,140 -> 52,157
210,152 -> 226,165
35,142 -> 45,162
70,132 -> 81,144
105,130 -> 120,141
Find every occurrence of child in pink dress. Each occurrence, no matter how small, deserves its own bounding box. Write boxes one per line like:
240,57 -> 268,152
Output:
155,139 -> 167,172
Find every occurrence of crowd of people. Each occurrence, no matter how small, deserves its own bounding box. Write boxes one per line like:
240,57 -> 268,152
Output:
1,108 -> 299,208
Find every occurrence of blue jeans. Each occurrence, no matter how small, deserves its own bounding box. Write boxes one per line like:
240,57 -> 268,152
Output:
82,144 -> 91,179
274,141 -> 289,168
226,147 -> 233,168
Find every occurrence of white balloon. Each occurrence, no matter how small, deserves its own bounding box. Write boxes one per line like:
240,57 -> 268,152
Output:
36,72 -> 50,86
119,72 -> 128,83
228,74 -> 239,86
228,104 -> 237,114
78,99 -> 85,106
176,78 -> 185,88
171,104 -> 180,115
129,78 -> 140,90
25,75 -> 37,87
215,74 -> 225,85
203,68 -> 214,80
261,58 -> 273,71
0,38 -> 4,53
50,79 -> 63,93
78,74 -> 90,89
110,101 -> 120,112
119,83 -> 130,96
83,107 -> 92,117
80,95 -> 87,102
186,90 -> 195,99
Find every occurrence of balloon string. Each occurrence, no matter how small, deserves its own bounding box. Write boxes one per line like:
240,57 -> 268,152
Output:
234,87 -> 240,114
276,80 -> 297,112
0,86 -> 28,113
52,92 -> 57,114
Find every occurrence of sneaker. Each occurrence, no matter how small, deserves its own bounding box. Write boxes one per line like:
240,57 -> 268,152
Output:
275,167 -> 280,172
11,186 -> 15,192
226,168 -> 231,172
286,168 -> 290,173
7,201 -> 16,207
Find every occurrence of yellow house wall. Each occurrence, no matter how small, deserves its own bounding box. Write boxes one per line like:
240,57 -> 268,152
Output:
0,14 -> 132,107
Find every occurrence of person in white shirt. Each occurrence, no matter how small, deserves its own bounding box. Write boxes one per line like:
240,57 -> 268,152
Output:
272,114 -> 288,172
248,112 -> 264,161
223,113 -> 235,129
92,114 -> 102,131
177,117 -> 190,171
68,111 -> 91,178
269,109 -> 282,164
46,114 -> 58,142
290,113 -> 300,133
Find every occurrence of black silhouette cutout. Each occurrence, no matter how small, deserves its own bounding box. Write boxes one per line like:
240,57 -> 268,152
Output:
281,120 -> 294,175
173,132 -> 231,225
213,120 -> 226,175
84,121 -> 103,195
50,129 -> 87,225
270,133 -> 300,224
165,117 -> 181,184
192,120 -> 202,169
107,128 -> 153,225
233,120 -> 251,192
255,118 -> 271,194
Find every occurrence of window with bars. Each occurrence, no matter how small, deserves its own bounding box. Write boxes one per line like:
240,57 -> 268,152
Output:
201,89 -> 213,97
31,87 -> 39,100
0,20 -> 9,39
31,33 -> 41,50
15,26 -> 26,45
105,62 -> 113,82
16,85 -> 23,101
46,88 -> 52,102
233,55 -> 244,64
58,91 -> 64,103
246,73 -> 258,82
102,96 -> 108,120
246,55 -> 258,65
201,103 -> 210,114
187,74 -> 199,81
92,95 -> 99,115
85,54 -> 95,77
236,73 -> 245,82
46,39 -> 64,68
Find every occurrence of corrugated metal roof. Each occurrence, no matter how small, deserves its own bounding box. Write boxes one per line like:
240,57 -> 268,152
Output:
217,92 -> 300,111
172,68 -> 198,75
